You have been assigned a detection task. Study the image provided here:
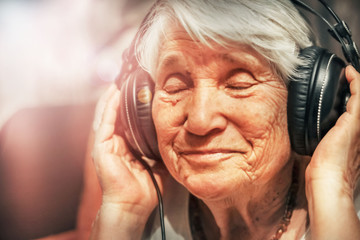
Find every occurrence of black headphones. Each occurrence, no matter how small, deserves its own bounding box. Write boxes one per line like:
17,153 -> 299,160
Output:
288,0 -> 359,155
115,0 -> 360,160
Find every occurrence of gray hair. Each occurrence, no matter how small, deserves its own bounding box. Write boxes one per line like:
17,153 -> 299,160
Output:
135,0 -> 314,84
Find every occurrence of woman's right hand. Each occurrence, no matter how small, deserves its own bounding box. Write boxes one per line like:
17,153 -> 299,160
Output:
90,84 -> 167,239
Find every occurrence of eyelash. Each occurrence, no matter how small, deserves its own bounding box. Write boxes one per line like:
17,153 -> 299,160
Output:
164,84 -> 188,94
225,70 -> 256,91
162,73 -> 190,94
225,82 -> 255,90
161,69 -> 256,95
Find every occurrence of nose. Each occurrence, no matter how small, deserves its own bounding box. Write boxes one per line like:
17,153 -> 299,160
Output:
184,86 -> 227,136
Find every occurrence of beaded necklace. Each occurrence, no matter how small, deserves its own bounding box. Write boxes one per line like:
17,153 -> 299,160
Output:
189,170 -> 299,240
270,174 -> 299,240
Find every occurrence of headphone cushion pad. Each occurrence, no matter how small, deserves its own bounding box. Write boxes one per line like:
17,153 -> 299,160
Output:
287,46 -> 326,154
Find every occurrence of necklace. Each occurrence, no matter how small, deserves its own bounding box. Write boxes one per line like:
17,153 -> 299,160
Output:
189,168 -> 299,240
270,172 -> 299,240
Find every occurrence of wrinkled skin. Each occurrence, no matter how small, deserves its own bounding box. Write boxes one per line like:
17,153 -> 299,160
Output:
152,27 -> 292,202
89,26 -> 360,240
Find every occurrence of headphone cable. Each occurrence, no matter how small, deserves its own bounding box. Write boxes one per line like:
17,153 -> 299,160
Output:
140,158 -> 166,240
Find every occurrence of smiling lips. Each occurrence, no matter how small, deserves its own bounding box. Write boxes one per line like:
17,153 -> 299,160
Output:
178,150 -> 244,166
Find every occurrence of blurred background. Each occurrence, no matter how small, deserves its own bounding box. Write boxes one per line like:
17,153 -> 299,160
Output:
0,0 -> 155,239
0,0 -> 359,239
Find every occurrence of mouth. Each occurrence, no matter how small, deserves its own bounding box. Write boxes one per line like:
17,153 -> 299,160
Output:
178,150 -> 244,167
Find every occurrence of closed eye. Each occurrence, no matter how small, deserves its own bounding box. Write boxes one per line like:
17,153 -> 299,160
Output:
163,73 -> 190,94
224,69 -> 257,94
225,82 -> 255,90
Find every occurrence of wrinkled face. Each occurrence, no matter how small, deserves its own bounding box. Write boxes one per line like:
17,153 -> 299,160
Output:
152,27 -> 291,200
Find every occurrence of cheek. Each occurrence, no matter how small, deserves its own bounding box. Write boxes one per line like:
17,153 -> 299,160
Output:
236,89 -> 290,181
239,99 -> 290,165
152,92 -> 185,137
232,91 -> 288,139
257,88 -> 289,139
152,92 -> 184,171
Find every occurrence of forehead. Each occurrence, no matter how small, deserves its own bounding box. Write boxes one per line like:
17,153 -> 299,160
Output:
156,26 -> 272,75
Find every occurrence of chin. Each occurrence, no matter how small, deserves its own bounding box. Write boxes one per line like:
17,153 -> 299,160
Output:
178,169 -> 246,201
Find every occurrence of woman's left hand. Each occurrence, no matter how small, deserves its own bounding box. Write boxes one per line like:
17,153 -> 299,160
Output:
307,65 -> 360,194
306,65 -> 360,240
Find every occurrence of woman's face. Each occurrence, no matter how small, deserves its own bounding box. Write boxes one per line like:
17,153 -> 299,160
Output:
152,27 -> 291,200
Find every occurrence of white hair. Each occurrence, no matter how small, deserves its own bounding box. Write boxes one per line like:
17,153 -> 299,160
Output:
135,0 -> 314,83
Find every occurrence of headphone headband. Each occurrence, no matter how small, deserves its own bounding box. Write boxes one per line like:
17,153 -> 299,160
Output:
291,0 -> 360,70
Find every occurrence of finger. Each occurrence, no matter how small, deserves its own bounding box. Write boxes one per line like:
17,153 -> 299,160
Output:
93,152 -> 127,186
94,140 -> 144,176
345,65 -> 360,119
113,135 -> 130,156
92,141 -> 131,178
93,132 -> 130,165
93,84 -> 118,132
102,87 -> 121,124
94,89 -> 121,144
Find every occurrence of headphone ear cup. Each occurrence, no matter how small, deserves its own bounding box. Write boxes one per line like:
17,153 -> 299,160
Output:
288,46 -> 348,155
118,69 -> 161,161
288,46 -> 324,155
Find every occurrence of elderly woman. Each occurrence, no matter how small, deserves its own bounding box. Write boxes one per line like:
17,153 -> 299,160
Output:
89,0 -> 360,239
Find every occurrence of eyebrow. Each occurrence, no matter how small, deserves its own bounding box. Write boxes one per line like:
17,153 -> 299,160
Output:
219,53 -> 242,64
158,54 -> 181,71
158,53 -> 244,69
157,50 -> 261,75
220,53 -> 263,71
